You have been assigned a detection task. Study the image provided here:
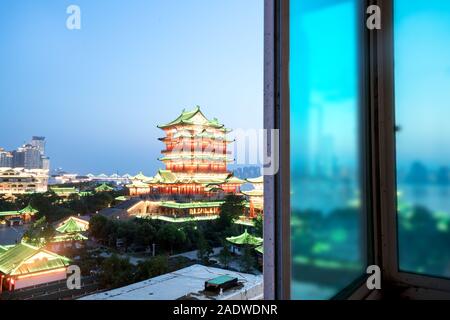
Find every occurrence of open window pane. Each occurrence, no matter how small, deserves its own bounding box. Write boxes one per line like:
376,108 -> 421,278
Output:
290,0 -> 366,299
395,0 -> 450,278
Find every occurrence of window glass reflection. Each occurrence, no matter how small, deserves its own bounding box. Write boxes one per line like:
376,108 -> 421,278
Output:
290,0 -> 365,299
395,0 -> 450,278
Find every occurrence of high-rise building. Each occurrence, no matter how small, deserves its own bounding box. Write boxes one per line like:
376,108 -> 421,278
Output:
31,136 -> 46,155
6,137 -> 50,170
23,144 -> 42,169
0,148 -> 13,168
12,149 -> 25,168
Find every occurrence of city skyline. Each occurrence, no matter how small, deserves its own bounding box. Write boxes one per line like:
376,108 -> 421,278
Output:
0,0 -> 264,174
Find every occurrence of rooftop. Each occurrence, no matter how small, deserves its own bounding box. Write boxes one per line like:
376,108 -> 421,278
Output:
80,264 -> 262,300
157,106 -> 228,131
0,242 -> 70,276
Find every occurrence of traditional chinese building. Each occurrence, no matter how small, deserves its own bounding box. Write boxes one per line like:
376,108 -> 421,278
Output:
126,106 -> 245,218
242,176 -> 264,218
46,216 -> 90,253
0,204 -> 38,226
0,242 -> 71,292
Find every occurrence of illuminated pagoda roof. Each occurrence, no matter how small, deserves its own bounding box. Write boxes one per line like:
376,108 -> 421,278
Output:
157,106 -> 229,131
241,190 -> 263,197
158,154 -> 233,162
143,170 -> 244,186
245,176 -> 264,184
0,242 -> 71,276
160,201 -> 225,209
159,129 -> 234,142
115,196 -> 128,201
224,175 -> 246,184
132,172 -> 151,181
126,180 -> 150,188
226,229 -> 263,246
56,216 -> 89,234
255,245 -> 264,254
95,183 -> 114,192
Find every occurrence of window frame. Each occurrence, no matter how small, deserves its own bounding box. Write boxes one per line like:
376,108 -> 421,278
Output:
264,0 -> 376,300
376,0 -> 450,294
265,0 -> 450,300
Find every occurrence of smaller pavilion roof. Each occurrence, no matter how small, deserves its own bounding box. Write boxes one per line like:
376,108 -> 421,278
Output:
95,183 -> 114,192
226,229 -> 263,246
255,245 -> 264,254
56,216 -> 89,233
132,172 -> 152,181
18,204 -> 39,214
0,242 -> 71,276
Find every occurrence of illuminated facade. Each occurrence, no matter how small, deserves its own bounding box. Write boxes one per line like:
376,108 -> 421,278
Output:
0,168 -> 48,195
242,176 -> 264,218
127,106 -> 245,218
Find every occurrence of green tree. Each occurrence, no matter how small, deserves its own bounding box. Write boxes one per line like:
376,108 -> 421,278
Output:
156,223 -> 187,254
254,214 -> 263,238
216,194 -> 245,236
240,246 -> 256,273
98,254 -> 135,289
196,234 -> 213,265
218,242 -> 232,268
135,255 -> 169,281
23,217 -> 56,246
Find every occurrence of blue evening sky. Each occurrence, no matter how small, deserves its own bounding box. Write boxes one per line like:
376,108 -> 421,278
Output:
394,0 -> 450,170
0,0 -> 263,175
290,0 -> 450,177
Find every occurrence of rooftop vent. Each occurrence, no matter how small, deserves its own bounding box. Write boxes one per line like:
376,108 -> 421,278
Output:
204,275 -> 238,292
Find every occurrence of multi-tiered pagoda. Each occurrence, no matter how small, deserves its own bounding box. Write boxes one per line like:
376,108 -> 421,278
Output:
127,106 -> 245,218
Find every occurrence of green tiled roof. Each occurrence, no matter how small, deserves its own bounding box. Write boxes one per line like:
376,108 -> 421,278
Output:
246,176 -> 264,184
158,154 -> 232,162
159,130 -> 233,142
0,204 -> 39,217
226,229 -> 263,246
0,245 -> 14,255
56,217 -> 89,233
18,204 -> 39,214
0,211 -> 21,217
95,183 -> 114,192
241,190 -> 263,197
50,187 -> 79,194
157,106 -> 227,130
255,245 -> 264,254
0,242 -> 70,275
52,233 -> 88,242
160,201 -> 224,209
132,172 -> 151,181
